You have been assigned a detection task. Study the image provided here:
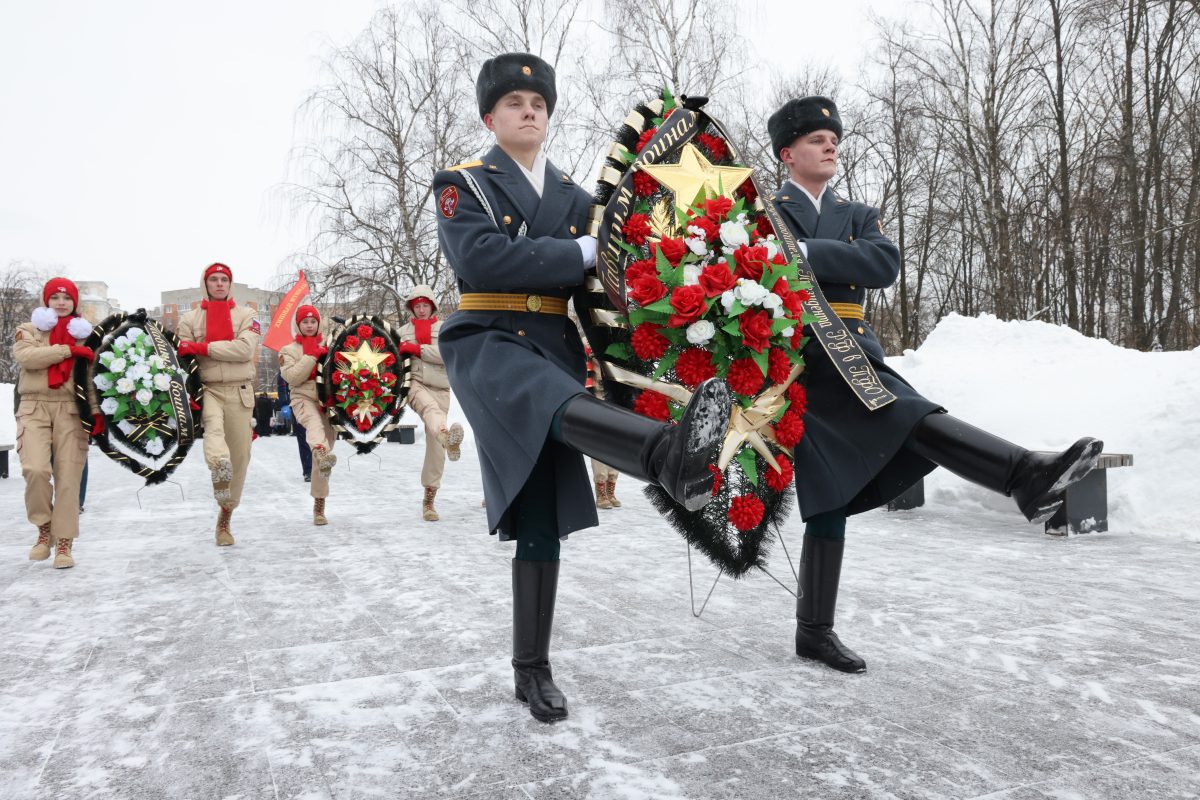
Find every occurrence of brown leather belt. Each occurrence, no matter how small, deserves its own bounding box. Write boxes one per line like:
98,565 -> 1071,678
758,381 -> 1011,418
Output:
828,302 -> 865,320
457,293 -> 569,315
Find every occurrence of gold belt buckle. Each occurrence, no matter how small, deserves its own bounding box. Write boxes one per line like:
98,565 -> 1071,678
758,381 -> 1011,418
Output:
525,294 -> 543,313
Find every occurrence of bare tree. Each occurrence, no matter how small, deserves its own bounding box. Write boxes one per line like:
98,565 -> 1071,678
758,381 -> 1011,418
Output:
0,262 -> 46,383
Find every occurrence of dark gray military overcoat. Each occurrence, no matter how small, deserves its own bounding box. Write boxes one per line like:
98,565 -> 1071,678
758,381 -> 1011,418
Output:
434,144 -> 597,539
773,185 -> 941,520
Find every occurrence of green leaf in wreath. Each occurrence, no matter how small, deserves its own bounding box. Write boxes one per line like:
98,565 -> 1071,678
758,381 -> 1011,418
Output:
651,348 -> 680,380
736,446 -> 759,488
750,347 -> 770,377
605,342 -> 634,360
771,318 -> 797,334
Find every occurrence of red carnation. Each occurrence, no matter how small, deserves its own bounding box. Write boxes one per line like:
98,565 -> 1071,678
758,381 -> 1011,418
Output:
668,285 -> 708,328
357,368 -> 371,379
369,336 -> 385,350
623,213 -> 652,246
344,335 -> 361,349
653,236 -> 688,265
764,454 -> 794,492
356,417 -> 372,432
732,245 -> 770,281
636,127 -> 657,153
674,347 -> 717,388
756,215 -> 774,238
625,258 -> 657,283
709,464 -> 724,496
787,382 -> 808,414
382,372 -> 396,384
727,357 -> 765,397
698,262 -> 737,298
782,289 -> 807,320
773,408 -> 805,448
738,309 -> 773,353
357,324 -> 373,338
383,353 -> 396,366
332,371 -> 347,385
728,493 -> 765,531
696,133 -> 728,161
630,322 -> 670,360
686,215 -> 720,243
633,171 -> 659,197
767,347 -> 792,384
627,273 -> 667,307
632,390 -> 671,421
738,180 -> 758,204
704,197 -> 733,221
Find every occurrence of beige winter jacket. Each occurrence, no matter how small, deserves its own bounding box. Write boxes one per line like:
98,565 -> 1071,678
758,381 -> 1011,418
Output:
14,322 -> 82,404
278,341 -> 320,402
177,304 -> 260,386
398,319 -> 448,390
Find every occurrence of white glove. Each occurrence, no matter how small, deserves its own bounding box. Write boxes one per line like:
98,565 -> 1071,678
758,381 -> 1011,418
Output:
798,241 -> 809,259
576,235 -> 598,269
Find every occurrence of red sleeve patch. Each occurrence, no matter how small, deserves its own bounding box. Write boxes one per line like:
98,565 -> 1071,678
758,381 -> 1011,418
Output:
439,185 -> 459,218
250,319 -> 262,334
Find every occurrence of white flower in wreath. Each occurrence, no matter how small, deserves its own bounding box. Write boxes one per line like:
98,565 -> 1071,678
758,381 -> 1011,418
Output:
763,238 -> 781,260
761,292 -> 785,317
719,220 -> 750,249
125,327 -> 144,341
98,350 -> 114,366
147,355 -> 165,370
734,279 -> 769,307
127,362 -> 149,381
113,335 -> 130,350
720,289 -> 736,312
167,416 -> 178,430
135,388 -> 154,406
145,436 -> 165,456
686,320 -> 716,346
128,352 -> 145,364
93,374 -> 113,391
153,372 -> 172,391
109,357 -> 127,374
141,376 -> 154,390
682,263 -> 702,286
115,377 -> 135,394
685,226 -> 709,257
782,326 -> 795,337
117,420 -> 135,435
100,397 -> 119,415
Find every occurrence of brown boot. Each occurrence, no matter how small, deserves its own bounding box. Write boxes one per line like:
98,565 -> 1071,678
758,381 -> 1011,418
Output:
29,523 -> 54,561
210,457 -> 233,505
313,445 -> 337,478
216,507 -> 234,546
313,497 -> 328,526
445,423 -> 464,462
53,537 -> 75,569
422,486 -> 439,521
594,480 -> 611,509
607,476 -> 621,508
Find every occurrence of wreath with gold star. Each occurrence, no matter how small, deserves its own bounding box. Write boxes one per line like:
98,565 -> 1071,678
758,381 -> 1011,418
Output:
579,90 -> 814,577
317,315 -> 412,454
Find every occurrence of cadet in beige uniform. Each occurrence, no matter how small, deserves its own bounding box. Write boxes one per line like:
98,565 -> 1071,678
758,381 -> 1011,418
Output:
176,262 -> 261,545
14,277 -> 101,569
397,285 -> 463,522
278,304 -> 337,525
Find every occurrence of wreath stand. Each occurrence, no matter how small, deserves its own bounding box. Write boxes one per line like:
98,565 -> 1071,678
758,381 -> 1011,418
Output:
685,528 -> 800,618
135,479 -> 184,509
347,450 -> 383,472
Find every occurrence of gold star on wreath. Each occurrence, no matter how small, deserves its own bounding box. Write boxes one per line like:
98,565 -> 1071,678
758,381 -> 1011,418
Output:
338,341 -> 389,375
638,142 -> 754,216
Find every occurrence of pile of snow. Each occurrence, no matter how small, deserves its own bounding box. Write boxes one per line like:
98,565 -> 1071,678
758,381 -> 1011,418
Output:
0,382 -> 14,446
887,314 -> 1199,541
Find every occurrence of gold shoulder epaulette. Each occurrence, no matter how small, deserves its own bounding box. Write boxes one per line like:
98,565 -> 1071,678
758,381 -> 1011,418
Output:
448,160 -> 482,172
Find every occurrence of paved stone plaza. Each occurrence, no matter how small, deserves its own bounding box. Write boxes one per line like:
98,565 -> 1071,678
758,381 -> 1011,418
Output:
1,435 -> 1197,798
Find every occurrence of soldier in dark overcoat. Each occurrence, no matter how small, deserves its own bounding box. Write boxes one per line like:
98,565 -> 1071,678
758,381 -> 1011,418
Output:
433,53 -> 732,723
768,96 -> 1104,675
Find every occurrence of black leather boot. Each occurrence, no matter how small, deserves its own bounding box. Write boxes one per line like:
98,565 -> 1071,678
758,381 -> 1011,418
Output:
907,412 -> 1102,524
512,559 -> 568,723
555,378 -> 731,511
795,535 -> 866,673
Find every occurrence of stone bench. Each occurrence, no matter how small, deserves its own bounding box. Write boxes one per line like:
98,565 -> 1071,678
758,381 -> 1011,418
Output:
0,444 -> 11,479
384,424 -> 418,445
887,451 -> 1134,535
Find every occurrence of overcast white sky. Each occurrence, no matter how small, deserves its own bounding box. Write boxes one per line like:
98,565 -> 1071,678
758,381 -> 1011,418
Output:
0,0 -> 906,311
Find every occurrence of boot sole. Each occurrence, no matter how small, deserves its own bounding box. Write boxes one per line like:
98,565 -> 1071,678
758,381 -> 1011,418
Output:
1019,438 -> 1103,523
680,380 -> 733,511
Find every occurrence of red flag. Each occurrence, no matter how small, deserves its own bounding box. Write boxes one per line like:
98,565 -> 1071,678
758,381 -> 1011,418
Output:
263,271 -> 310,352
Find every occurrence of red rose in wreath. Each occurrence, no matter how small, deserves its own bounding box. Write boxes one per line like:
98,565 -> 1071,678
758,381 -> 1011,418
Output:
667,285 -> 708,328
686,215 -> 719,243
625,258 -> 657,283
738,309 -> 773,353
704,197 -> 733,221
732,245 -> 770,282
627,273 -> 667,307
654,236 -> 689,265
698,262 -> 737,298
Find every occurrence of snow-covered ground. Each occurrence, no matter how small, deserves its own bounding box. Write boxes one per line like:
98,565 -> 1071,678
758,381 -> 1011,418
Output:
0,315 -> 1197,799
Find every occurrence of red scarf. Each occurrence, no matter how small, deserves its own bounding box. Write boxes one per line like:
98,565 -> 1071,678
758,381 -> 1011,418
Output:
413,316 -> 437,345
201,298 -> 235,342
47,315 -> 77,390
295,334 -> 323,358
